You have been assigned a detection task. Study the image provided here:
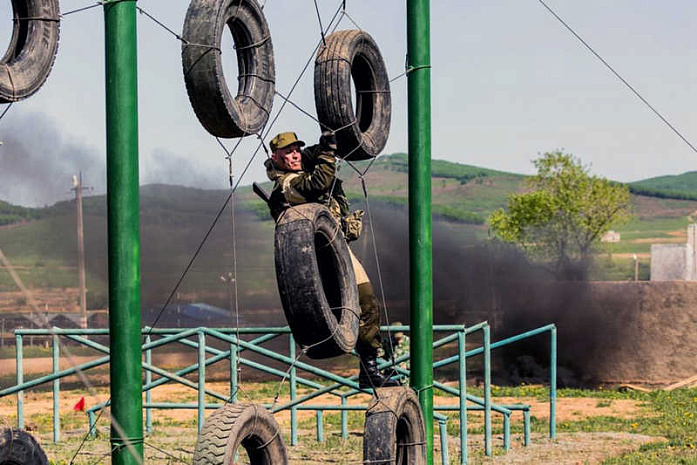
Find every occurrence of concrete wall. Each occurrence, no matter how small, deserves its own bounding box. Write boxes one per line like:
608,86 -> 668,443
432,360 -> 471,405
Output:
650,243 -> 694,281
495,281 -> 697,384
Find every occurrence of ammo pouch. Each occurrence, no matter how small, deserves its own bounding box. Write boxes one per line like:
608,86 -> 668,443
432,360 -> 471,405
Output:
341,210 -> 364,242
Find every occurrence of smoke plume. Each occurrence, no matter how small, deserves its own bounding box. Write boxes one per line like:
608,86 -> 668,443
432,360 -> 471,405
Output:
0,112 -> 105,207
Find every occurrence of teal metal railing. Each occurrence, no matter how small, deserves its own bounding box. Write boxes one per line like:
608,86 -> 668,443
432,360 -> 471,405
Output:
1,322 -> 557,464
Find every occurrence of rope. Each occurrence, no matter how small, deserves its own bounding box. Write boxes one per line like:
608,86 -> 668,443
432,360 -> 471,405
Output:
354,174 -> 398,374
271,304 -> 360,408
69,405 -> 107,464
60,3 -> 103,17
221,136 -> 244,401
3,64 -> 15,102
233,35 -> 271,51
254,429 -> 280,450
143,442 -> 192,464
0,102 -> 12,122
136,6 -> 185,43
313,0 -> 327,47
12,17 -> 60,22
537,0 -> 697,156
87,446 -> 118,465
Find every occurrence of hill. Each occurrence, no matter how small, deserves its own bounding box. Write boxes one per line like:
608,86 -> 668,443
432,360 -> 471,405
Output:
629,171 -> 697,200
3,153 -> 697,319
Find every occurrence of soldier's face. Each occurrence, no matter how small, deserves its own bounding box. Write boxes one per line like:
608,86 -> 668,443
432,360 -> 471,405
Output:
273,144 -> 303,171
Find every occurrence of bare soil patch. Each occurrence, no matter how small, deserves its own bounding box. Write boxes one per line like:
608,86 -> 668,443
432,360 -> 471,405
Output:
0,383 -> 662,464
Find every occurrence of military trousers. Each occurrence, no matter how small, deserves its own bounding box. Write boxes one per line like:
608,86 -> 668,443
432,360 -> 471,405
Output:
349,248 -> 382,356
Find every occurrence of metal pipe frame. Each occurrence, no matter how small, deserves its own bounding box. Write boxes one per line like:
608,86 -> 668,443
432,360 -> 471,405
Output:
5,323 -> 556,464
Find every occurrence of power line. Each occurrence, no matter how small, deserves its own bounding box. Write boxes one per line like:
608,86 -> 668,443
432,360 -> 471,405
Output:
537,0 -> 697,155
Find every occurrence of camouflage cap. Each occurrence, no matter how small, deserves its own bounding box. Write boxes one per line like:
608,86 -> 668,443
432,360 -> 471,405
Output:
270,132 -> 305,152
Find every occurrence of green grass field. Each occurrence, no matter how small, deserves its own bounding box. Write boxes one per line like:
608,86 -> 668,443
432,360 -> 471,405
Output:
3,382 -> 693,464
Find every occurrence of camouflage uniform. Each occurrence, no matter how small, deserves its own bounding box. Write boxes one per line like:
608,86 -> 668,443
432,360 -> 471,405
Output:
265,142 -> 382,356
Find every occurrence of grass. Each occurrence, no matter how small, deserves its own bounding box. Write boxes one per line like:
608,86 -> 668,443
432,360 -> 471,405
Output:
3,380 -> 694,463
467,385 -> 697,463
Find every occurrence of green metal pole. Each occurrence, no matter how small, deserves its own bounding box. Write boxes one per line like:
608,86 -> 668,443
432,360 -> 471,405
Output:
104,1 -> 143,463
407,0 -> 433,463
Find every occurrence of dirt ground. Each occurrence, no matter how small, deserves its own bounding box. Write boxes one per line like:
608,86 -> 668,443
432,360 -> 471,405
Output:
0,381 -> 661,464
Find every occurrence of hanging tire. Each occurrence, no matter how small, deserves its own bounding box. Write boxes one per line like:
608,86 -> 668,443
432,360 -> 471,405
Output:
314,29 -> 391,161
0,428 -> 49,465
193,403 -> 288,465
182,0 -> 275,138
363,387 -> 427,465
274,203 -> 359,359
0,0 -> 60,103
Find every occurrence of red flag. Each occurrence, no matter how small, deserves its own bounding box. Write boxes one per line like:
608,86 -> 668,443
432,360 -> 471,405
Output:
73,396 -> 85,412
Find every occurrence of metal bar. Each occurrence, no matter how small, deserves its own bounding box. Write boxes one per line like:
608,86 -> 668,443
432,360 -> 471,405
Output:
204,329 -> 366,396
438,421 -> 449,465
197,331 -> 206,433
341,396 -> 348,440
483,325 -> 492,456
290,334 -> 298,446
503,413 -> 510,451
1,356 -> 110,397
16,333 -> 23,428
434,405 -> 526,412
316,411 -> 324,443
53,334 -> 60,443
463,324 -> 556,358
458,330 -> 467,464
230,342 -> 237,403
407,0 -> 433,461
104,0 -> 142,461
65,334 -> 109,353
145,335 -> 152,434
342,332 -> 460,398
524,410 -> 531,447
550,326 -> 557,439
15,324 -> 472,336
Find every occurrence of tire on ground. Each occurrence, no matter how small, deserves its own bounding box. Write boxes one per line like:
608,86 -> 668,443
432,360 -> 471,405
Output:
182,0 -> 275,138
1,0 -> 60,103
193,403 -> 288,465
274,203 -> 359,359
0,428 -> 49,465
314,29 -> 391,161
363,387 -> 427,465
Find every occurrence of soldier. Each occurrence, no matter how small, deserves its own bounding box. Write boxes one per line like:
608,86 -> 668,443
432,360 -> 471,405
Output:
265,131 -> 399,388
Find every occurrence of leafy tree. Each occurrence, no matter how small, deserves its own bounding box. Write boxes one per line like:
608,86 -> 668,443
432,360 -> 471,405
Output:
489,150 -> 631,280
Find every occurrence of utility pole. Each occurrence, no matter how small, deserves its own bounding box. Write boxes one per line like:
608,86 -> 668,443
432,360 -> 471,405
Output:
72,172 -> 88,329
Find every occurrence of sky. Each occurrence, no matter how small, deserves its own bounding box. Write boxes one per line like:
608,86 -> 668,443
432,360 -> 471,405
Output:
1,0 -> 696,207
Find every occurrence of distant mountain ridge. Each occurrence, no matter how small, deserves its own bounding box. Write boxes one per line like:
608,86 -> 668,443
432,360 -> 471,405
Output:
3,154 -> 697,225
629,171 -> 697,200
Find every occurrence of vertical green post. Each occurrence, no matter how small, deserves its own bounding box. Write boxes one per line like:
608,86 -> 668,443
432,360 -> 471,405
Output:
104,1 -> 143,464
407,0 -> 433,462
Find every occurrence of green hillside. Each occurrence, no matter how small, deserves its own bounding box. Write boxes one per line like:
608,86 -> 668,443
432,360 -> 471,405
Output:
0,200 -> 42,226
4,153 -> 697,295
629,171 -> 697,200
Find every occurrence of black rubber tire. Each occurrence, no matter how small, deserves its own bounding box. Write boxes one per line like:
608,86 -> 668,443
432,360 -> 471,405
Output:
274,203 -> 359,359
193,403 -> 288,465
314,29 -> 391,161
0,428 -> 49,465
182,0 -> 275,138
363,387 -> 427,465
0,0 -> 60,103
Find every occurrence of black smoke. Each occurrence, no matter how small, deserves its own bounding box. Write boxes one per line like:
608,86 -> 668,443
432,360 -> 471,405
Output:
0,112 -> 106,207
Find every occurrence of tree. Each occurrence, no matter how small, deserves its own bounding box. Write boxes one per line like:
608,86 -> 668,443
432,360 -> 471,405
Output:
489,150 -> 631,280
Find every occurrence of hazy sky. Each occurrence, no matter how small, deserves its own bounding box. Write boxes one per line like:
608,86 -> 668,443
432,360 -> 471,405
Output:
1,0 -> 696,206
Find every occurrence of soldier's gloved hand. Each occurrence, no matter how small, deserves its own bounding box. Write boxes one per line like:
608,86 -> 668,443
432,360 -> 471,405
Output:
319,131 -> 337,152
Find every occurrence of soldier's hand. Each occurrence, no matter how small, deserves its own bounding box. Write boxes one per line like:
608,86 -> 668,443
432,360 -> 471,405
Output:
319,131 -> 337,151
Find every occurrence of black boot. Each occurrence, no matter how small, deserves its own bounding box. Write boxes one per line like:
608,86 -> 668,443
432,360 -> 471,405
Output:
359,354 -> 401,389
